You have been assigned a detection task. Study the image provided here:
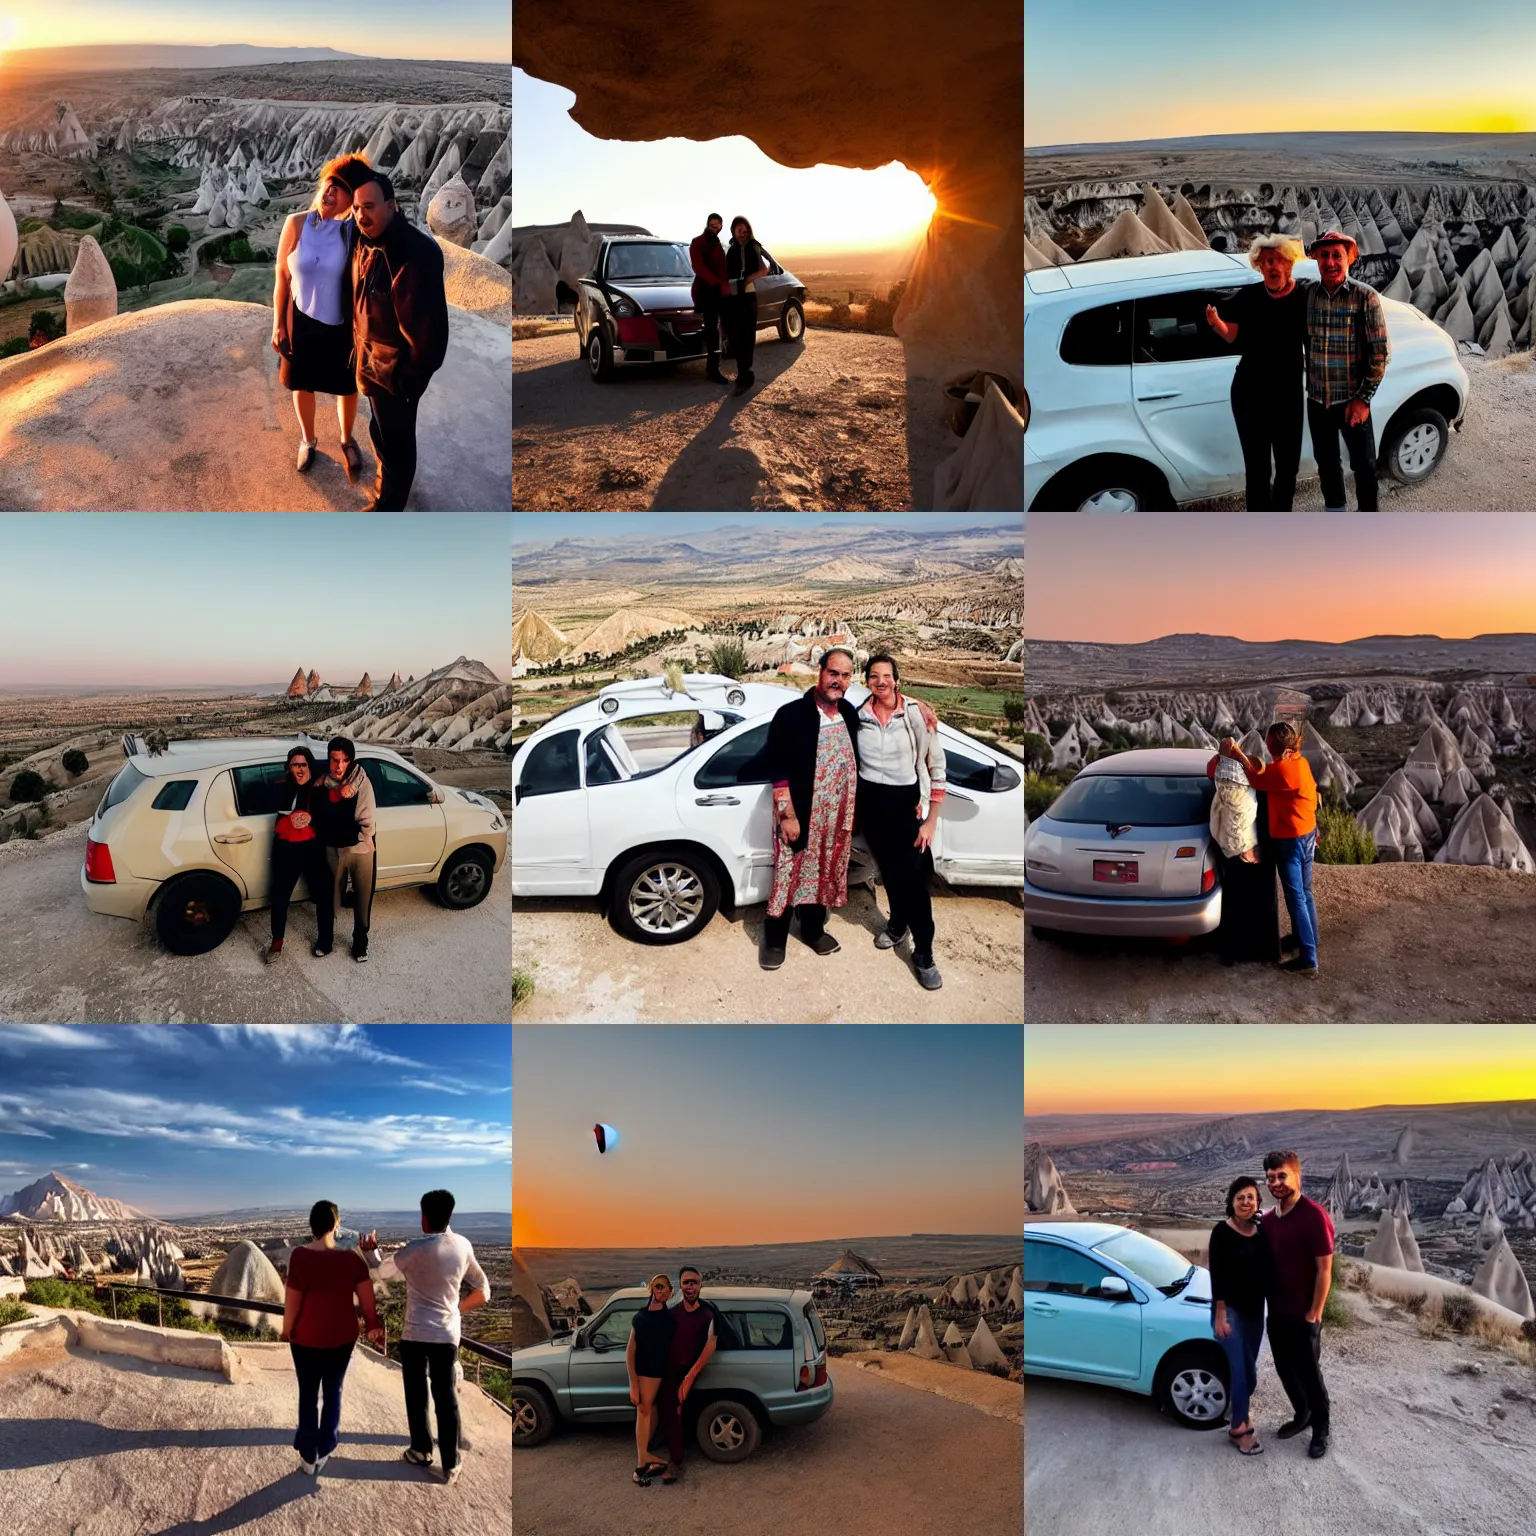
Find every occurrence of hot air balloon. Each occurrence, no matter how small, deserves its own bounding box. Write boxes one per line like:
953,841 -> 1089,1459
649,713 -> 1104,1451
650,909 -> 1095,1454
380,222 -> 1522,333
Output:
593,1123 -> 619,1154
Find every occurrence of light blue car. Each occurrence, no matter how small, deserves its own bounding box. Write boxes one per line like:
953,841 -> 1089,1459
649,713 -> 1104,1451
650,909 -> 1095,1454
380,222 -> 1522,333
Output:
1023,1222 -> 1230,1428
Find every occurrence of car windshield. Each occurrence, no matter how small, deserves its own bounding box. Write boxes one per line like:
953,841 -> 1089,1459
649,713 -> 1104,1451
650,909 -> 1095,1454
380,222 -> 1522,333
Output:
606,242 -> 693,281
1047,773 -> 1213,827
1093,1230 -> 1196,1296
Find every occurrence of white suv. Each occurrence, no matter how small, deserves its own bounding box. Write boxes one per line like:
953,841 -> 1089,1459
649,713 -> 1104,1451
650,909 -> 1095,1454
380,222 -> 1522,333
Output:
1025,250 -> 1470,509
511,673 -> 1025,943
81,735 -> 507,954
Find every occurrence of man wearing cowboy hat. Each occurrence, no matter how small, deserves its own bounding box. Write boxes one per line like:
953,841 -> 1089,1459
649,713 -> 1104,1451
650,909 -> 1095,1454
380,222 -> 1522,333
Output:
1304,229 -> 1390,510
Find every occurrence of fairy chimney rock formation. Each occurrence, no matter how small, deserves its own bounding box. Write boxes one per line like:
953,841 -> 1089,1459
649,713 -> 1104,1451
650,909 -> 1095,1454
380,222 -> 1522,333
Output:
966,1314 -> 1008,1370
427,173 -> 479,247
286,668 -> 308,698
1473,1234 -> 1535,1319
306,670 -> 321,692
201,1241 -> 284,1333
354,673 -> 373,698
909,1304 -> 944,1360
1026,1144 -> 1077,1216
64,236 -> 118,333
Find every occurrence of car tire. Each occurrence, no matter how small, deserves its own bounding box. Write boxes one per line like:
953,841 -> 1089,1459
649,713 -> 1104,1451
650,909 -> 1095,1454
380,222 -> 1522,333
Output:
512,1383 -> 555,1448
695,1398 -> 761,1463
778,299 -> 805,343
1155,1344 -> 1230,1429
1035,460 -> 1172,512
154,871 -> 241,955
609,850 -> 720,945
435,847 -> 493,910
586,324 -> 615,383
1381,405 -> 1448,486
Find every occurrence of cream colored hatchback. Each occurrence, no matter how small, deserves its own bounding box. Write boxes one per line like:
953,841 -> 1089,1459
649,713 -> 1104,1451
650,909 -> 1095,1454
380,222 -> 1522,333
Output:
80,735 -> 507,954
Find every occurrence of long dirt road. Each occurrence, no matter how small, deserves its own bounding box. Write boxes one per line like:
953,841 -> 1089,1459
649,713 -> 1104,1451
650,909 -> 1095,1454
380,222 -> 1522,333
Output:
1027,862 -> 1536,1022
1027,1289 -> 1536,1536
512,327 -> 957,510
0,821 -> 510,1024
513,1357 -> 1021,1536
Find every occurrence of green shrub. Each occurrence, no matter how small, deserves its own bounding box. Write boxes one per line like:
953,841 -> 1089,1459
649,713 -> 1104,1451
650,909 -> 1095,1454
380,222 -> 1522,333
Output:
1002,699 -> 1025,725
1440,1289 -> 1477,1333
29,310 -> 64,345
1315,803 -> 1377,865
1321,1284 -> 1352,1329
1020,732 -> 1051,773
512,969 -> 535,1008
707,639 -> 749,679
9,768 -> 47,804
62,748 -> 90,776
0,337 -> 26,359
164,223 -> 191,254
0,1298 -> 32,1326
1025,770 -> 1064,821
25,1278 -> 105,1313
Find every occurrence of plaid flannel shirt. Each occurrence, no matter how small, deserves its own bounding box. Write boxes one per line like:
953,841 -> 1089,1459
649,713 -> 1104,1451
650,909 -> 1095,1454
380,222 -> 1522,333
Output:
1306,278 -> 1389,408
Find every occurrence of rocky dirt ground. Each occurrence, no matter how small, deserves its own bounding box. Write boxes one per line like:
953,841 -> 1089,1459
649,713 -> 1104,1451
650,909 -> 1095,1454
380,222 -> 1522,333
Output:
1027,1287 -> 1536,1536
0,821 -> 510,1024
1027,863 -> 1536,1022
513,1357 -> 1021,1536
513,880 -> 1023,1024
512,327 -> 956,510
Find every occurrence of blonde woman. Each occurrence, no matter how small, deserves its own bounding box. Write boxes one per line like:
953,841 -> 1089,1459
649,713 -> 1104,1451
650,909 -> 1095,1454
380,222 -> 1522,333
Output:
626,1274 -> 677,1486
1203,233 -> 1310,510
272,153 -> 372,480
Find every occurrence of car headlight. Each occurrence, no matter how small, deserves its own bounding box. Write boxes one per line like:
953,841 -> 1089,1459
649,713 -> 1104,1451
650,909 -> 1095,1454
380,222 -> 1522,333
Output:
611,297 -> 636,317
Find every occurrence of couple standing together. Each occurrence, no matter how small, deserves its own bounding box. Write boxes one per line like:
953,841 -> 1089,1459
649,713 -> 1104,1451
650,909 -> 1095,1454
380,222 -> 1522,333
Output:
280,1188 -> 490,1484
688,212 -> 768,395
1209,1152 -> 1334,1461
1205,228 -> 1390,511
626,1267 -> 717,1486
271,153 -> 450,510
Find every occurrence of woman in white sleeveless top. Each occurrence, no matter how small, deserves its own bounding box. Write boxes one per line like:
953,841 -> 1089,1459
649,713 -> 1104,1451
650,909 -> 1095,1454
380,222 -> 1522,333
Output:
272,154 -> 370,481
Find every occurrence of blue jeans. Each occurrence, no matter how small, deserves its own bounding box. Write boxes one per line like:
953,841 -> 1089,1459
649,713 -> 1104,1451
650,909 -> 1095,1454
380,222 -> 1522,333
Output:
1217,1306 -> 1264,1428
1272,829 -> 1318,967
291,1340 -> 355,1463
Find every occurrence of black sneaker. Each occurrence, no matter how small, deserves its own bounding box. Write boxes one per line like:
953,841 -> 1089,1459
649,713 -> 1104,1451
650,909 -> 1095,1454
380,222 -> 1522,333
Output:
760,945 -> 786,971
1276,1414 -> 1311,1440
352,946 -> 369,964
1281,933 -> 1301,955
312,944 -> 332,958
875,927 -> 909,951
1281,956 -> 1318,978
806,933 -> 840,956
1307,1432 -> 1329,1459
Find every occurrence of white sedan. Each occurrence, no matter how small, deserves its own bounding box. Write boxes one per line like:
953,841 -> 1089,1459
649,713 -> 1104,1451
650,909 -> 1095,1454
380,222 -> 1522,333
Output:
511,673 -> 1024,943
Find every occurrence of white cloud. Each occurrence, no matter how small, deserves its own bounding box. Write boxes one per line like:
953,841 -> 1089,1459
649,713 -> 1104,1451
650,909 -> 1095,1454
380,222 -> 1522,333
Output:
0,1024 -> 112,1053
400,1078 -> 470,1096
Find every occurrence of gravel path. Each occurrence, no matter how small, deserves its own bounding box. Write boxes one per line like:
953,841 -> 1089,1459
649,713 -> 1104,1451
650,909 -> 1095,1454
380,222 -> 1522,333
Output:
1026,862 -> 1536,1022
512,328 -> 956,511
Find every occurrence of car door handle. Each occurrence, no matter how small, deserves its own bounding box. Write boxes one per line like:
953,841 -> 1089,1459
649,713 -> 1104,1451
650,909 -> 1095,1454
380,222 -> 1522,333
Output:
1028,1302 -> 1059,1316
695,795 -> 740,807
213,830 -> 253,845
1136,391 -> 1181,401
944,790 -> 973,803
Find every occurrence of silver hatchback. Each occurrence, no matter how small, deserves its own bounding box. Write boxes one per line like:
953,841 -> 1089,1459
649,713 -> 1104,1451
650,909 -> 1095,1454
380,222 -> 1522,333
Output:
1024,748 -> 1220,936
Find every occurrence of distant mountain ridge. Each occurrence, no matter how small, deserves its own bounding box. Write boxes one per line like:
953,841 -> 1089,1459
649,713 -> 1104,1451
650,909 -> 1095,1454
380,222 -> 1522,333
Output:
0,1171 -> 144,1222
2,44 -> 367,73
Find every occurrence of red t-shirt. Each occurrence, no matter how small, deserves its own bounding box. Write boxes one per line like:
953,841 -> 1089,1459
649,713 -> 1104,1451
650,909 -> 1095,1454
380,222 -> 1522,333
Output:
288,1245 -> 371,1348
275,812 -> 316,842
1260,1193 -> 1335,1316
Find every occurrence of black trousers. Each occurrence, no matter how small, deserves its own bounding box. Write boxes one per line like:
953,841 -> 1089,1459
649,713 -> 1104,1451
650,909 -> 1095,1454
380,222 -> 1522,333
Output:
400,1340 -> 461,1472
1230,375 -> 1303,510
857,780 -> 935,957
367,390 -> 420,511
1307,397 -> 1377,510
1266,1313 -> 1329,1434
724,293 -> 758,384
270,837 -> 333,948
696,288 -> 724,368
764,902 -> 825,947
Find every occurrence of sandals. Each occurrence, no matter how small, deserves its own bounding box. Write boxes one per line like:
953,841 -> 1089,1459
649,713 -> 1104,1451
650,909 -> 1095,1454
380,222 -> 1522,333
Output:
1228,1425 -> 1263,1456
634,1464 -> 654,1486
341,438 -> 363,483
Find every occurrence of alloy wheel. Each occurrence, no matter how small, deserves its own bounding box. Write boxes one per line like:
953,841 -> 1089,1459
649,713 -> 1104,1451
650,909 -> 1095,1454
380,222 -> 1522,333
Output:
629,863 -> 705,935
707,1412 -> 746,1453
513,1398 -> 539,1439
446,860 -> 487,904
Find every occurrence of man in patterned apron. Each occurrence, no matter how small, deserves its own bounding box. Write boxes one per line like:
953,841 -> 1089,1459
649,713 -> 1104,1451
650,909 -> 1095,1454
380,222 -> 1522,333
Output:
760,648 -> 863,970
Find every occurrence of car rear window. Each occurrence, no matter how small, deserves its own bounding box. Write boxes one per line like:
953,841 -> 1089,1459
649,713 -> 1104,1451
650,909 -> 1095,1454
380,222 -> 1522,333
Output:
695,721 -> 772,788
232,763 -> 294,817
150,780 -> 197,812
803,1303 -> 826,1352
1134,287 -> 1246,363
361,758 -> 433,808
99,763 -> 150,815
1059,300 -> 1132,366
1046,773 -> 1213,827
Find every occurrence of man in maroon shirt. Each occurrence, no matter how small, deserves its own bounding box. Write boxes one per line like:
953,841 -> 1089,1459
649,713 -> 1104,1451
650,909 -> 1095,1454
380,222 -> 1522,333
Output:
689,214 -> 730,386
656,1264 -> 719,1483
1260,1149 -> 1334,1458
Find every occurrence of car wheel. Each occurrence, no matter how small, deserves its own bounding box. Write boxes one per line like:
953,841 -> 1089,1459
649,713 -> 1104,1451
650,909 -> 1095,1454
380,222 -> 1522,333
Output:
609,850 -> 720,945
1382,405 -> 1448,485
1156,1345 -> 1229,1429
1038,461 -> 1172,512
695,1398 -> 761,1462
435,848 -> 493,910
587,325 -> 615,383
778,299 -> 805,343
512,1383 -> 554,1448
154,871 -> 241,955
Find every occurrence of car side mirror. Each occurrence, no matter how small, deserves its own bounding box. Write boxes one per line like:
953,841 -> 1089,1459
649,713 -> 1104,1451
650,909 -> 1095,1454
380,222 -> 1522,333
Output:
428,787 -> 445,804
1097,1277 -> 1131,1300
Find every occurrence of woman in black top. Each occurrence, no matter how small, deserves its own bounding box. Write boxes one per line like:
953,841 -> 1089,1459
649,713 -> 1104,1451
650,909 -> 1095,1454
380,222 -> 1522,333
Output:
267,747 -> 334,963
626,1274 -> 677,1484
724,215 -> 768,396
1210,1176 -> 1272,1455
1205,235 -> 1310,510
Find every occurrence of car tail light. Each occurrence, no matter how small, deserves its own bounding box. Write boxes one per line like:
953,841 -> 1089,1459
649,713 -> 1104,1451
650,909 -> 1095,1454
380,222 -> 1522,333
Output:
1173,846 -> 1197,859
814,1361 -> 827,1387
84,837 -> 116,883
798,1364 -> 812,1390
1201,862 -> 1217,894
616,315 -> 660,346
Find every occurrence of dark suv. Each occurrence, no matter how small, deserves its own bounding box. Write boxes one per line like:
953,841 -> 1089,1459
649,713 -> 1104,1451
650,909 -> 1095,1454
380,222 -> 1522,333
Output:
575,235 -> 807,382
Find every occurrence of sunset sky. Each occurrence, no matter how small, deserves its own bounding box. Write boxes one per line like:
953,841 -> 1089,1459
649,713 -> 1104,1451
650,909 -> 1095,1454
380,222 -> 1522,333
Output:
1026,0 -> 1536,145
513,68 -> 936,257
513,1026 -> 1022,1248
1026,514 -> 1536,643
1025,1025 -> 1536,1114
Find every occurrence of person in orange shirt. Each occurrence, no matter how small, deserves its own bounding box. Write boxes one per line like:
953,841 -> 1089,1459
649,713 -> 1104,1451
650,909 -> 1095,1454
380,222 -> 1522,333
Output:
1217,722 -> 1320,977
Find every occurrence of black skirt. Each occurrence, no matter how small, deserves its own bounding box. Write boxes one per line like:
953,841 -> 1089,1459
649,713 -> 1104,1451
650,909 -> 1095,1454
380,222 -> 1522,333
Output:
279,303 -> 357,397
1215,791 -> 1282,964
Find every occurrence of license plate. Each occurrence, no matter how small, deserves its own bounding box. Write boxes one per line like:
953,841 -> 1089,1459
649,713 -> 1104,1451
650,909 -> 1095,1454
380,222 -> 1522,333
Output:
1093,860 -> 1138,884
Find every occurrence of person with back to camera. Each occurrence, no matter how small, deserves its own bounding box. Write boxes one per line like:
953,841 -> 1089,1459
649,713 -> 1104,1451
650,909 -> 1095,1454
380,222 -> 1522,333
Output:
1210,1175 -> 1273,1457
626,1273 -> 677,1486
266,745 -> 335,964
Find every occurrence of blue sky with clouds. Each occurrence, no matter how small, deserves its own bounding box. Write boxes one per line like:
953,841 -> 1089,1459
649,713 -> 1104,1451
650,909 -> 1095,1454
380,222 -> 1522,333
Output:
0,1024 -> 510,1214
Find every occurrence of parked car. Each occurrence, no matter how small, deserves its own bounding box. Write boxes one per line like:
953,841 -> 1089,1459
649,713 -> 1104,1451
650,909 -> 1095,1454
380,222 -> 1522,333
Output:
1023,1222 -> 1228,1428
511,673 -> 1025,944
575,235 -> 807,382
512,1286 -> 833,1460
1024,250 -> 1470,509
81,734 -> 506,954
1024,748 -> 1219,938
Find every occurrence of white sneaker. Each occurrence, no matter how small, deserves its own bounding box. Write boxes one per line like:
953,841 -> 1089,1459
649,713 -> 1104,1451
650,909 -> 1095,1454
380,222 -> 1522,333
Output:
299,1458 -> 316,1476
442,1464 -> 461,1486
314,1454 -> 330,1474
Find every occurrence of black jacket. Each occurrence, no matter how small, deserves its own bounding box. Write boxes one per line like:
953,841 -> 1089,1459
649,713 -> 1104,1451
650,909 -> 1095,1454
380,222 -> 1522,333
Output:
352,212 -> 450,399
764,689 -> 862,854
